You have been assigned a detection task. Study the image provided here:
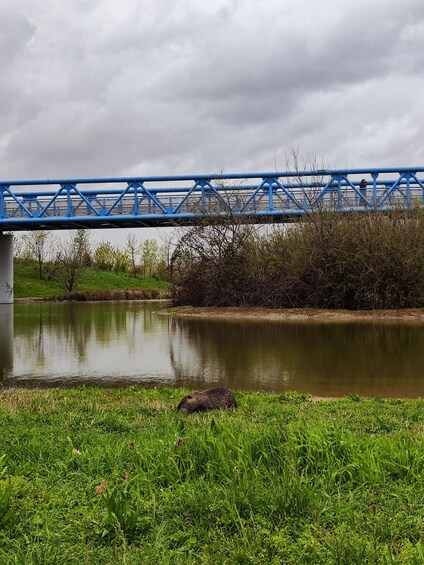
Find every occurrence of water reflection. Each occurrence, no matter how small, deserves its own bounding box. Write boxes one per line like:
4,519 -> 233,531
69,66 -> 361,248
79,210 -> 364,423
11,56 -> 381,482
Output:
4,302 -> 424,397
0,305 -> 13,380
169,318 -> 424,397
10,302 -> 173,387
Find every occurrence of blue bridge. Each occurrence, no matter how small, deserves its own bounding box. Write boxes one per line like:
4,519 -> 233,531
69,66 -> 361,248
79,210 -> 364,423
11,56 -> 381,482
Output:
1,167 -> 424,232
2,166 -> 424,303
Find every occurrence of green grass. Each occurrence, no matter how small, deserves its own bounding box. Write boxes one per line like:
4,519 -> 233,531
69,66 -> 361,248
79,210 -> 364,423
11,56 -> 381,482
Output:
13,260 -> 169,298
0,388 -> 423,563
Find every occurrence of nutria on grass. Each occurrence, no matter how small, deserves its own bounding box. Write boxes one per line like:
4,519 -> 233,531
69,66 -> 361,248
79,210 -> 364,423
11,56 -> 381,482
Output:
177,387 -> 237,413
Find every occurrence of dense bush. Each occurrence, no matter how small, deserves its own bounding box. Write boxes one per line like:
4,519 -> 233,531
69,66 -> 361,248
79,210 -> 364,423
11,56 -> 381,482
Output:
171,208 -> 424,310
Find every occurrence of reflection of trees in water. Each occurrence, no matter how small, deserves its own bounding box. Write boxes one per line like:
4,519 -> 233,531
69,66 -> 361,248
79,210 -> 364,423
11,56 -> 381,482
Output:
290,322 -> 424,379
0,305 -> 13,381
90,304 -> 129,348
168,318 -> 424,394
91,301 -> 161,345
169,318 -> 201,384
14,303 -> 93,364
13,302 -> 168,375
14,304 -> 49,369
14,302 -> 164,368
168,318 -> 293,390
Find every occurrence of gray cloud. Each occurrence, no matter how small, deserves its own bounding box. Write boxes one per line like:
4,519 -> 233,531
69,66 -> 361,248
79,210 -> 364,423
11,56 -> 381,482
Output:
1,0 -> 424,183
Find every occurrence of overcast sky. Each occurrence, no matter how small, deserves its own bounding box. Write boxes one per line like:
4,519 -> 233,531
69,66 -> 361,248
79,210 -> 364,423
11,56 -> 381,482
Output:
2,0 -> 424,181
2,0 -> 424,243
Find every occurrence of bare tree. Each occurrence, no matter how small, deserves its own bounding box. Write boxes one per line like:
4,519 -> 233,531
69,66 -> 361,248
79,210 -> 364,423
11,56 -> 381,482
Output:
156,234 -> 174,280
12,234 -> 25,260
54,230 -> 91,293
171,180 -> 261,306
282,144 -> 330,213
126,234 -> 140,277
22,231 -> 51,280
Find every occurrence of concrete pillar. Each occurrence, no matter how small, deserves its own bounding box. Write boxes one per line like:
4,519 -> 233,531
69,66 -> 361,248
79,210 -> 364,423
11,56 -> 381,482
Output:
0,304 -> 13,380
0,234 -> 13,304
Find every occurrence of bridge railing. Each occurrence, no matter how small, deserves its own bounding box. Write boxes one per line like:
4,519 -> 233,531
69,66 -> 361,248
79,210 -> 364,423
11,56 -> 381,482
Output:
1,168 -> 424,230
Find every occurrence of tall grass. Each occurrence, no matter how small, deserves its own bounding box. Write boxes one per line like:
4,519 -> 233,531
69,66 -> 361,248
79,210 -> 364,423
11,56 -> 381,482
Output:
63,288 -> 165,301
0,387 -> 422,563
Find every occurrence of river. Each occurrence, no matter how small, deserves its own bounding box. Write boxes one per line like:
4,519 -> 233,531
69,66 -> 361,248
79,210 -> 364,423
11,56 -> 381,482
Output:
1,301 -> 423,397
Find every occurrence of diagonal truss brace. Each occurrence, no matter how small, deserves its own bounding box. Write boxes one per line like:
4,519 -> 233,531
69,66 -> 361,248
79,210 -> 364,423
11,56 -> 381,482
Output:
310,177 -> 338,206
271,178 -> 304,210
139,186 -> 168,214
238,177 -> 305,214
172,180 -> 205,214
1,184 -> 33,219
376,173 -> 420,207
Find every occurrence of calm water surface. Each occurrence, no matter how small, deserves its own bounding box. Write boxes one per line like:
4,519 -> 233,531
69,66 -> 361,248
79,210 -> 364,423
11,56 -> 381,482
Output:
1,301 -> 424,397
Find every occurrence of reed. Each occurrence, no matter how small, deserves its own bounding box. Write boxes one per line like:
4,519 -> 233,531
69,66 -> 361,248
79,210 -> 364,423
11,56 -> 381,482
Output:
62,288 -> 167,301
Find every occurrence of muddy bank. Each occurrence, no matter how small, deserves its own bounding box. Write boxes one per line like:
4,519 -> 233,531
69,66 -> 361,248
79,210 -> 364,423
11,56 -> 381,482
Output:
14,297 -> 48,303
159,305 -> 424,323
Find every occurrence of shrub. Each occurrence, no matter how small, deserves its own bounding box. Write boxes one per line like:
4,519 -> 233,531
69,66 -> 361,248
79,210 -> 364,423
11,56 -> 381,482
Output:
171,207 -> 424,310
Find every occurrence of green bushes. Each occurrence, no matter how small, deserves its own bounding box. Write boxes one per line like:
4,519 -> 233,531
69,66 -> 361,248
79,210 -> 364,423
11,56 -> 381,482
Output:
172,208 -> 424,309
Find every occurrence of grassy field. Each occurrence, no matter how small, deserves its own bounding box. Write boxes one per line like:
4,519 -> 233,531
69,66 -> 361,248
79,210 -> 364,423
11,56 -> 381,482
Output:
0,387 -> 422,563
14,260 -> 169,299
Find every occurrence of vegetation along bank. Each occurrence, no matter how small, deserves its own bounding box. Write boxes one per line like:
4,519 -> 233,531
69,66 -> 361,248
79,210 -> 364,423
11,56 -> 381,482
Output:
0,387 -> 422,563
13,231 -> 170,300
172,207 -> 424,310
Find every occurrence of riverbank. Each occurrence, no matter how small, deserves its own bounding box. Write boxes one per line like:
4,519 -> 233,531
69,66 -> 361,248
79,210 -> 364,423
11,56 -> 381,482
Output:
15,288 -> 169,303
14,260 -> 169,300
0,386 -> 422,563
160,305 -> 424,323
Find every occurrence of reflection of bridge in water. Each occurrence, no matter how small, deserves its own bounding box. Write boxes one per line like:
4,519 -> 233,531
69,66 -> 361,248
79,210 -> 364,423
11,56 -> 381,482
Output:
1,167 -> 424,302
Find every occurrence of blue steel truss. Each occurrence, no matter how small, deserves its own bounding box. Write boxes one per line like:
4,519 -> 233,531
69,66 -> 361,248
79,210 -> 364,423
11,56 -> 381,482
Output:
1,167 -> 424,231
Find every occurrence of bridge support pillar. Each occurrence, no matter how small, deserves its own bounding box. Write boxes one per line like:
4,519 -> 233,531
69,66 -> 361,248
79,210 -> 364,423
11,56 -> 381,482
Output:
0,234 -> 13,304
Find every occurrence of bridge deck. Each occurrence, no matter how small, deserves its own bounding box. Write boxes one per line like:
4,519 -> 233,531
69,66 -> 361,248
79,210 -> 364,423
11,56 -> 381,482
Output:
1,168 -> 424,231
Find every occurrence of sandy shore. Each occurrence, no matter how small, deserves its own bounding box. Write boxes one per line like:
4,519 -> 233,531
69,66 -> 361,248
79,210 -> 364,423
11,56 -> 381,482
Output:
158,305 -> 424,323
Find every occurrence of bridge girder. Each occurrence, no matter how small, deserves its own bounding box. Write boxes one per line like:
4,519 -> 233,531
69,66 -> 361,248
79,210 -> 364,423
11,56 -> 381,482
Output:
1,168 -> 423,231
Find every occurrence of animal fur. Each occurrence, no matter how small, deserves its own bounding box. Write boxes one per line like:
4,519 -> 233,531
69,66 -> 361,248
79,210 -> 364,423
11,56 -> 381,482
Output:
176,387 -> 237,413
